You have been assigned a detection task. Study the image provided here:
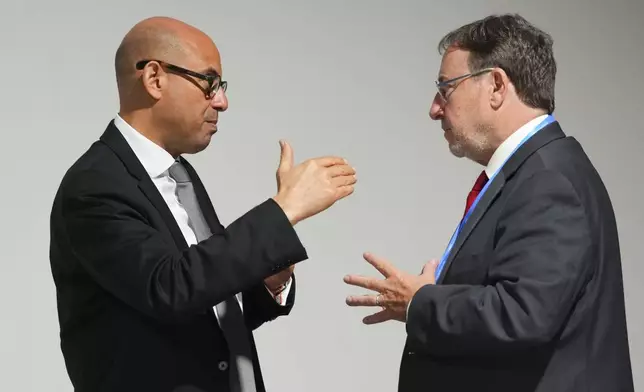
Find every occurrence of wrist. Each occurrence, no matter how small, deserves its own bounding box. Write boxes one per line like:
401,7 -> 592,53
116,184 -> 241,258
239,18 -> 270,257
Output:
267,282 -> 288,295
272,194 -> 300,225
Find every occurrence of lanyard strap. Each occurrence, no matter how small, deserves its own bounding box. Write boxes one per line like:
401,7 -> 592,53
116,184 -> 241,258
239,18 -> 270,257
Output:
434,115 -> 555,281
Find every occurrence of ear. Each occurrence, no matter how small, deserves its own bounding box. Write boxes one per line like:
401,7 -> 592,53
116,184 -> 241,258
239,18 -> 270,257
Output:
140,61 -> 166,100
489,67 -> 510,110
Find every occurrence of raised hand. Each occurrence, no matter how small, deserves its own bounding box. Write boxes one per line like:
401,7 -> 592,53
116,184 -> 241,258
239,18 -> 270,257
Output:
272,140 -> 356,225
344,253 -> 438,324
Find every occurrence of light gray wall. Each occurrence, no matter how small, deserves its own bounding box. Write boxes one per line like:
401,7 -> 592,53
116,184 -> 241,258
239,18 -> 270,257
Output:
1,0 -> 642,390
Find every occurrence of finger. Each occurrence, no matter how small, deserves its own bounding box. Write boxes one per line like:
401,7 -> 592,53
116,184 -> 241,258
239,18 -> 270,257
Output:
315,156 -> 349,167
327,164 -> 356,178
363,309 -> 395,325
343,274 -> 385,291
421,259 -> 439,276
345,294 -> 381,307
332,175 -> 357,187
277,140 -> 294,173
335,185 -> 355,199
363,252 -> 395,278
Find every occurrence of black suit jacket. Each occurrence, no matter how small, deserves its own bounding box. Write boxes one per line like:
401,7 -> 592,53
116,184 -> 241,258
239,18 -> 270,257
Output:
49,121 -> 308,392
399,122 -> 634,391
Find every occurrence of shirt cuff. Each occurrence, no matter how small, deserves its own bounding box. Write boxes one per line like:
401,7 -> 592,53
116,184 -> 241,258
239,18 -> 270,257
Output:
266,276 -> 292,306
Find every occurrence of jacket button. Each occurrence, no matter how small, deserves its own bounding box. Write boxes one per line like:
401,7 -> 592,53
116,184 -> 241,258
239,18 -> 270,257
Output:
218,361 -> 228,371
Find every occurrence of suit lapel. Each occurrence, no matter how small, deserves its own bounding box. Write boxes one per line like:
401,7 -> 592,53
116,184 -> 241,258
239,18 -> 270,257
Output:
99,121 -> 188,250
436,172 -> 506,284
138,180 -> 189,249
436,121 -> 566,284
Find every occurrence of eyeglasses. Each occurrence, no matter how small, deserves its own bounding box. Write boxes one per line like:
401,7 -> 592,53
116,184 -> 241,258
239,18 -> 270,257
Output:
435,67 -> 494,101
135,60 -> 228,98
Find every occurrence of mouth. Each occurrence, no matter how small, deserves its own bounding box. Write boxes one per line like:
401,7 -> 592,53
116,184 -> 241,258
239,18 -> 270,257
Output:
205,120 -> 218,133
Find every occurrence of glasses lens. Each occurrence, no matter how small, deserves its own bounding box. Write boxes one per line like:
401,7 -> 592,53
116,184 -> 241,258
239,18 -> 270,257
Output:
210,76 -> 222,94
211,81 -> 227,97
437,85 -> 448,100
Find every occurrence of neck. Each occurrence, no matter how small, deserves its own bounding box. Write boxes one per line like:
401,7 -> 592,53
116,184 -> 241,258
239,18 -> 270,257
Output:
119,109 -> 177,157
476,106 -> 548,166
496,107 -> 548,144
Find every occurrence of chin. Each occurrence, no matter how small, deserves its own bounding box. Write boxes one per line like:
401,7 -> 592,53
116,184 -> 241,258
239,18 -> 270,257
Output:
448,140 -> 466,158
449,147 -> 466,158
195,140 -> 212,153
182,139 -> 211,155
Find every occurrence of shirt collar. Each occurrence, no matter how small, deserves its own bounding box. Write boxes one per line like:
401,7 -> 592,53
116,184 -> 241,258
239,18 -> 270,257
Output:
485,114 -> 549,177
113,114 -> 177,178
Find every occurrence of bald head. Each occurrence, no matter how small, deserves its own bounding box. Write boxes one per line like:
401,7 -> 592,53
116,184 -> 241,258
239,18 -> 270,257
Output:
113,17 -> 227,157
114,17 -> 219,103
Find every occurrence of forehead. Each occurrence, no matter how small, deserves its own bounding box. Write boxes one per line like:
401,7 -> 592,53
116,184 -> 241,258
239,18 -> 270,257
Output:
182,34 -> 223,75
438,48 -> 471,80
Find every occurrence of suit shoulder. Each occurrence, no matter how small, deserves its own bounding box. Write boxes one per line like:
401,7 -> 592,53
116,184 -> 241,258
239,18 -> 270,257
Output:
54,140 -> 133,200
509,135 -> 614,220
534,135 -> 609,195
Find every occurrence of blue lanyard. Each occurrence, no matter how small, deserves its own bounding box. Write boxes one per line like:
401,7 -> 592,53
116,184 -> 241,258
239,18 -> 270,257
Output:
434,115 -> 555,281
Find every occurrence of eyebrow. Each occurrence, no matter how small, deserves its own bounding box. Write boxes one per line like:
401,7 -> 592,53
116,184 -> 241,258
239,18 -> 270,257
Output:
437,74 -> 449,83
200,67 -> 221,77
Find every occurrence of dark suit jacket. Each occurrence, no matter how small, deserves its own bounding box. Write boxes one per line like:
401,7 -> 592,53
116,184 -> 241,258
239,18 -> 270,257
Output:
399,122 -> 634,392
49,121 -> 308,392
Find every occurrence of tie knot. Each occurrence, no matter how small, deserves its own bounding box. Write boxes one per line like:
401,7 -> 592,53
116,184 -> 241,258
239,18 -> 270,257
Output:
472,170 -> 489,191
168,161 -> 191,183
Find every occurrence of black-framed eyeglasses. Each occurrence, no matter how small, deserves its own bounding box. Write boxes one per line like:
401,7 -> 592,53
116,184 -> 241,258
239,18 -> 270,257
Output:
136,60 -> 228,98
435,67 -> 494,101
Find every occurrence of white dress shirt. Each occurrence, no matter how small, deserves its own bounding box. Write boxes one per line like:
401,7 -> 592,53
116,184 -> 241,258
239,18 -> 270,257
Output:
484,114 -> 549,178
113,114 -> 292,315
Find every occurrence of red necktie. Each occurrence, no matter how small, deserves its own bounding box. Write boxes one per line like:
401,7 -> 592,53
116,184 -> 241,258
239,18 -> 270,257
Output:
464,171 -> 489,217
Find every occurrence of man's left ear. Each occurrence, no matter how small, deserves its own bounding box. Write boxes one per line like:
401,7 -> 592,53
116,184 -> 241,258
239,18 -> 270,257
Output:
490,68 -> 509,110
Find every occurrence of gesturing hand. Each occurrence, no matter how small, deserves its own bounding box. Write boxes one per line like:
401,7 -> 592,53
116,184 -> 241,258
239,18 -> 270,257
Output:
272,140 -> 356,225
344,253 -> 438,324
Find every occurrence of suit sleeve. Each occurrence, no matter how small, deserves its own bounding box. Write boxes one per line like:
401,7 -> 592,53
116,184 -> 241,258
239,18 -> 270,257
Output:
405,170 -> 593,357
61,169 -> 308,323
243,275 -> 297,331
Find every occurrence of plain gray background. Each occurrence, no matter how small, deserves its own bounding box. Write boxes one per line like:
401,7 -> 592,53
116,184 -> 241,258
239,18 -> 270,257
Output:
1,0 -> 642,390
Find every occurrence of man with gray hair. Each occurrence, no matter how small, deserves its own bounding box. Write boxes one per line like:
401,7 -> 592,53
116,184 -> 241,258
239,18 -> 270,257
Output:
344,13 -> 633,392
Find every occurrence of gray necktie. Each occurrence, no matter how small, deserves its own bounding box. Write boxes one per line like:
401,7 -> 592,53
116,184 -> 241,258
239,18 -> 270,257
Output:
168,161 -> 257,392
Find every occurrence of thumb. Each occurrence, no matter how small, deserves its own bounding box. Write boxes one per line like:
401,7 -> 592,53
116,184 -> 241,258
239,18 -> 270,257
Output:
421,259 -> 440,278
278,140 -> 294,174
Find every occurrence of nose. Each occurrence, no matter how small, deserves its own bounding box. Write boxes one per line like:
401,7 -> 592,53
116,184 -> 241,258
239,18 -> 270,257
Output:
211,89 -> 228,112
429,93 -> 444,120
